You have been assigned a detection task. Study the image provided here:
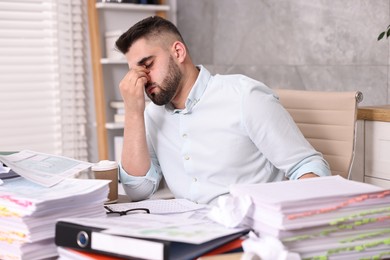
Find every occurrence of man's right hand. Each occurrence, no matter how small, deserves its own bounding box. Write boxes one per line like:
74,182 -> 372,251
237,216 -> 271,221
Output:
119,66 -> 150,114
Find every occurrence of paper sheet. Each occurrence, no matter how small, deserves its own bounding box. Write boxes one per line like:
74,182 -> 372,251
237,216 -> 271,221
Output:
0,177 -> 110,211
230,176 -> 385,210
0,164 -> 10,174
0,150 -> 92,187
60,214 -> 248,244
208,194 -> 252,228
105,198 -> 207,214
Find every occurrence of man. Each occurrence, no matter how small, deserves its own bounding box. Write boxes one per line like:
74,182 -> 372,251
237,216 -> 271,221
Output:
115,16 -> 330,204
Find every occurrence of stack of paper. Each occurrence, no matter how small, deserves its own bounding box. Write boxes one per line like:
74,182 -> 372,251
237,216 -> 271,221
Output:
0,150 -> 94,187
230,175 -> 390,259
0,177 -> 110,260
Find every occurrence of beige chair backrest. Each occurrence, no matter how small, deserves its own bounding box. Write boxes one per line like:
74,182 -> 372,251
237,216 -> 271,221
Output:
274,89 -> 363,179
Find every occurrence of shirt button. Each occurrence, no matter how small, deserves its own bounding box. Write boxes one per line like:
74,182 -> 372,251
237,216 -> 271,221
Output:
184,155 -> 190,160
182,133 -> 188,138
193,177 -> 197,182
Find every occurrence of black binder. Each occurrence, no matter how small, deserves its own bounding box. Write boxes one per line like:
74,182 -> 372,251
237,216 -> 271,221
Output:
55,220 -> 248,260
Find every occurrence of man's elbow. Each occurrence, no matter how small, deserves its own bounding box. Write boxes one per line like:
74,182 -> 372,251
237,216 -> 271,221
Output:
298,172 -> 320,179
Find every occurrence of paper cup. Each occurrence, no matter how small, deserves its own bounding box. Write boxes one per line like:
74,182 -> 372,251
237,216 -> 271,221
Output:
92,160 -> 118,204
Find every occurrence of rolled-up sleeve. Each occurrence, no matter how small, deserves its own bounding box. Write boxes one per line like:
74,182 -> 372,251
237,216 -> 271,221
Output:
242,82 -> 331,180
118,163 -> 162,201
287,155 -> 331,180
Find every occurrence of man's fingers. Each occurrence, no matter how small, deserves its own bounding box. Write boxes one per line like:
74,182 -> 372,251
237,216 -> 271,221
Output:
120,67 -> 149,92
134,75 -> 148,91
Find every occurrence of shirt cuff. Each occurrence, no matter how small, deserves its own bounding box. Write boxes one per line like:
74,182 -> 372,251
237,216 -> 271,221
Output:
118,163 -> 162,201
118,163 -> 161,186
288,159 -> 331,180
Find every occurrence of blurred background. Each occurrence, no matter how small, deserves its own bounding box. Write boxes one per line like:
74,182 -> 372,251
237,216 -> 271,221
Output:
177,0 -> 389,106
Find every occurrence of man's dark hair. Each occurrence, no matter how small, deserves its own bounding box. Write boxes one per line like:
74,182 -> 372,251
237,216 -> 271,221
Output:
115,16 -> 185,54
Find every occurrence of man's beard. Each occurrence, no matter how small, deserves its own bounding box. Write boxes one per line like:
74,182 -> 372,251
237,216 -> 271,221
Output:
146,56 -> 182,106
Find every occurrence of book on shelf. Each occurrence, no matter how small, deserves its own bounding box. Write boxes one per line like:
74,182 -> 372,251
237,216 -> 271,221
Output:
109,101 -> 124,123
230,175 -> 390,259
114,113 -> 125,123
115,108 -> 125,114
109,100 -> 124,109
55,213 -> 250,260
114,136 -> 123,162
109,99 -> 151,110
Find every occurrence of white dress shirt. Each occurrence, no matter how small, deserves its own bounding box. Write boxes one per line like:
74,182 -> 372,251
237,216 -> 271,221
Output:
119,65 -> 330,204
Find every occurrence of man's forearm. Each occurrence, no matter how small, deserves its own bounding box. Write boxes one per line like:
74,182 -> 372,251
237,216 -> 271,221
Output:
121,113 -> 150,176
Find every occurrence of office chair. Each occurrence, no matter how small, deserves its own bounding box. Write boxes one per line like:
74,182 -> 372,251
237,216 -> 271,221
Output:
274,89 -> 363,179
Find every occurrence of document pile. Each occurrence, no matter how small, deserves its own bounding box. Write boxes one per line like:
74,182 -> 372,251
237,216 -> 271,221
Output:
230,175 -> 390,260
0,150 -> 93,187
0,151 -> 110,260
55,210 -> 249,260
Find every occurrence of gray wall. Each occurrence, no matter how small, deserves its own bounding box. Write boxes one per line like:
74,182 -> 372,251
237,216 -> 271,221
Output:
176,0 -> 390,106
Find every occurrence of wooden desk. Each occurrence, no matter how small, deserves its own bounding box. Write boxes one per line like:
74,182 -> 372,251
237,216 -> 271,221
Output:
352,105 -> 390,188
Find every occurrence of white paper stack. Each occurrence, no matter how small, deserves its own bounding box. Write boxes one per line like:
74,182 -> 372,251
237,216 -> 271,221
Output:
0,177 -> 110,260
230,175 -> 390,259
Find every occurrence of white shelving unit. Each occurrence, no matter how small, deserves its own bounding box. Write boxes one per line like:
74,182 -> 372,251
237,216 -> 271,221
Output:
96,2 -> 170,11
88,0 -> 176,160
100,58 -> 127,65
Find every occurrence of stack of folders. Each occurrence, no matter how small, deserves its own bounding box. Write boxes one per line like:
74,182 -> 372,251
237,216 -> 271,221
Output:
0,177 -> 110,260
230,175 -> 390,260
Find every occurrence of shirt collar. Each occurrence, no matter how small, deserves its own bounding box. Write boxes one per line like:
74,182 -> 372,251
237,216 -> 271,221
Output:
166,65 -> 211,114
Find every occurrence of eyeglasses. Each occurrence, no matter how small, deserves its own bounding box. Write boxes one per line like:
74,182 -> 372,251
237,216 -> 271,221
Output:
104,206 -> 150,216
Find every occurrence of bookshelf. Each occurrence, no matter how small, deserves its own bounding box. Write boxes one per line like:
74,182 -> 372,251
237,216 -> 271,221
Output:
87,0 -> 176,160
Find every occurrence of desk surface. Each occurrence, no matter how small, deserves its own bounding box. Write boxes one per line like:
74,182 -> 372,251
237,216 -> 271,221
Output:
116,187 -> 174,203
357,105 -> 390,122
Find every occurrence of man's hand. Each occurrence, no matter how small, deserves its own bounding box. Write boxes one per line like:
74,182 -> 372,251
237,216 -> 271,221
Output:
299,172 -> 320,179
119,66 -> 150,114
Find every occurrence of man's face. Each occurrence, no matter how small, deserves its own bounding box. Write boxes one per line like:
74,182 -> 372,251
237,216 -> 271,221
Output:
126,39 -> 182,106
145,55 -> 182,106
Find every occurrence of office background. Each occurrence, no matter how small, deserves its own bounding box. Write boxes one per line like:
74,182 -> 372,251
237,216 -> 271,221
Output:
85,0 -> 390,162
1,1 -> 388,163
175,0 -> 389,107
